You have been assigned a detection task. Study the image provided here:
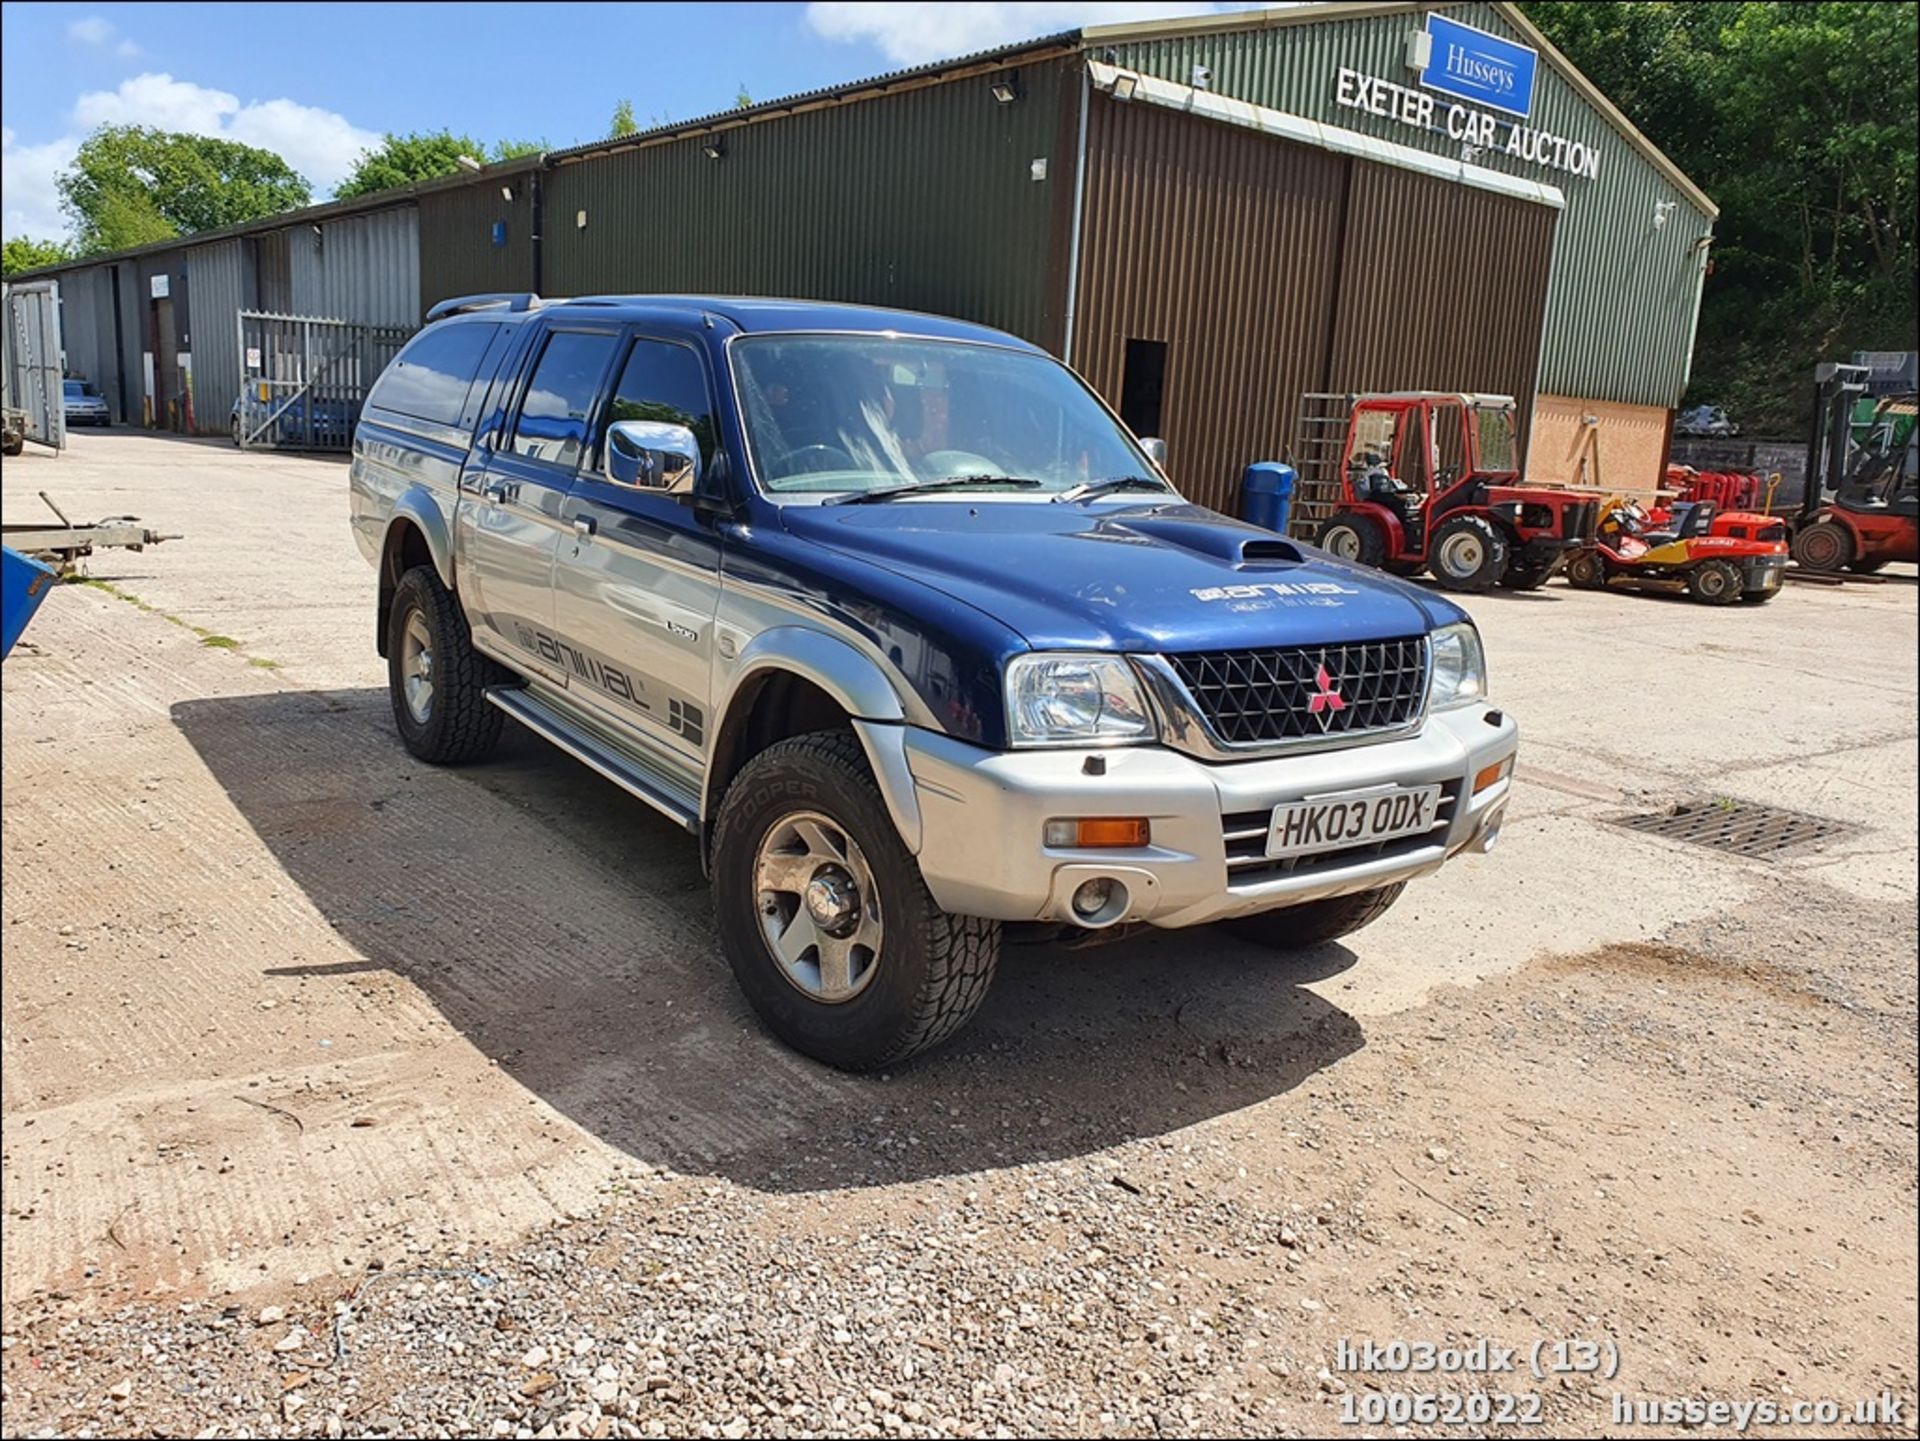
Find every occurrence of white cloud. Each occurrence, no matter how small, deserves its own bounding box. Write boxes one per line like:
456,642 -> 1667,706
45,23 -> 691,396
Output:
66,15 -> 115,45
2,127 -> 80,240
805,1 -> 1269,65
70,72 -> 381,192
3,72 -> 382,241
116,38 -> 143,58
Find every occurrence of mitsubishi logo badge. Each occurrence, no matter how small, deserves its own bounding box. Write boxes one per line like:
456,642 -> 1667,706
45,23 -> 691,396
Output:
1308,661 -> 1347,728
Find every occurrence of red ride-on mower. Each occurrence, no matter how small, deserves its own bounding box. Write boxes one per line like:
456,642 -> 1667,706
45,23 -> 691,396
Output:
1790,366 -> 1918,573
1565,498 -> 1788,605
1315,393 -> 1597,593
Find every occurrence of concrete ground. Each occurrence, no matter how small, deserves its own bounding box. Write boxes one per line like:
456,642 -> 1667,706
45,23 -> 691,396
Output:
2,430 -> 1915,1438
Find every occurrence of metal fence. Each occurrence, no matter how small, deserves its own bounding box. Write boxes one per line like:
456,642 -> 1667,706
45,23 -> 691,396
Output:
4,279 -> 66,451
234,310 -> 410,451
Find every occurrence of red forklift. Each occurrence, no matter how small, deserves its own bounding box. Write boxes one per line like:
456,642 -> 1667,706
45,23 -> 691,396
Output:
1790,364 -> 1918,573
1314,393 -> 1598,593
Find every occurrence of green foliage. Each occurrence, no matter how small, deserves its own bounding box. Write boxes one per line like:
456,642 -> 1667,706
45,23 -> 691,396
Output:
57,125 -> 310,254
1524,1 -> 1919,436
734,84 -> 753,111
490,138 -> 547,162
335,130 -> 491,199
2,236 -> 73,276
610,100 -> 638,138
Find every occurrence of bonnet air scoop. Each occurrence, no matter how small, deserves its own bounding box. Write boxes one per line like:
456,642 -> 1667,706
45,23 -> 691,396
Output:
1109,509 -> 1307,566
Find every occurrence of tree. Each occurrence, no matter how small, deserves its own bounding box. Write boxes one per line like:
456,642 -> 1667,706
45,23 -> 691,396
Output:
1524,1 -> 1919,435
734,84 -> 753,110
335,130 -> 548,199
3,236 -> 74,276
57,125 -> 310,254
610,100 -> 638,138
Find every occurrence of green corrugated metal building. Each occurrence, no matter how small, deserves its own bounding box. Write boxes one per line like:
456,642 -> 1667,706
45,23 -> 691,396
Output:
19,2 -> 1712,505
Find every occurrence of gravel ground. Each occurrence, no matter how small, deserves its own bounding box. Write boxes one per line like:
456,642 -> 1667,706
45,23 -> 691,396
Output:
3,434 -> 1916,1438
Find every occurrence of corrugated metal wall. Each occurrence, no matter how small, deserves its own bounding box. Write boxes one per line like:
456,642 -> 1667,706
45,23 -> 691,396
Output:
1104,2 -> 1712,407
1071,93 -> 1349,512
419,181 -> 534,317
58,264 -> 125,422
255,229 -> 294,313
543,59 -> 1072,347
1324,160 -> 1553,411
288,205 -> 420,325
1073,97 -> 1555,514
183,237 -> 254,430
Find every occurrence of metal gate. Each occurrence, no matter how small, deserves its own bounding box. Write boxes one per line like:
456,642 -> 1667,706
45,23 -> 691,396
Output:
4,279 -> 67,451
234,310 -> 410,451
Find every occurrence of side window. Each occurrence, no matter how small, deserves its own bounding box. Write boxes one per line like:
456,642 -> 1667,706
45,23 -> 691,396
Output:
601,339 -> 718,472
368,322 -> 500,426
459,325 -> 518,435
510,331 -> 617,468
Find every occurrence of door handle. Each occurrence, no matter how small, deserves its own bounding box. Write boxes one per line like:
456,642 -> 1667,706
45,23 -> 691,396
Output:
483,484 -> 508,505
573,516 -> 597,538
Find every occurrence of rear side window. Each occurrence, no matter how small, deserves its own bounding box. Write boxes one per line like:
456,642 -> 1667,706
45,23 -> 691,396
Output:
511,331 -> 617,469
369,322 -> 500,427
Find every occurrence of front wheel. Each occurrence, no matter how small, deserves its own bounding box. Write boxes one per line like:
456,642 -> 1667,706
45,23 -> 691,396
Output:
711,731 -> 1000,1071
1317,514 -> 1387,569
1791,519 -> 1853,572
1564,550 -> 1609,590
1427,514 -> 1509,593
1686,558 -> 1744,605
1225,883 -> 1407,950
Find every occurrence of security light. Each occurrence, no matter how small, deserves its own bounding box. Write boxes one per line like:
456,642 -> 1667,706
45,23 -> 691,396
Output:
702,138 -> 726,160
1190,63 -> 1213,90
990,73 -> 1022,104
500,185 -> 514,202
1111,73 -> 1138,103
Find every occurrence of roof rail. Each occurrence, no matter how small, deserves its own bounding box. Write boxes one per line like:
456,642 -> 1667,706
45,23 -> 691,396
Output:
424,293 -> 543,324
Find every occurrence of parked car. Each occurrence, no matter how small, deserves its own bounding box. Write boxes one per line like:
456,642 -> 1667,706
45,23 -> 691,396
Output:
230,389 -> 353,448
1674,404 -> 1739,438
62,378 -> 110,427
349,294 -> 1519,1070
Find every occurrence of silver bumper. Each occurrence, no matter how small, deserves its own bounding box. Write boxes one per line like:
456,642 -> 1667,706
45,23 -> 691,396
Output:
858,704 -> 1518,929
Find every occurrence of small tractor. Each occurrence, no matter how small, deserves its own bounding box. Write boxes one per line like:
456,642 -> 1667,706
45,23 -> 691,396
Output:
1789,364 -> 1918,573
1314,392 -> 1597,593
1565,497 -> 1788,605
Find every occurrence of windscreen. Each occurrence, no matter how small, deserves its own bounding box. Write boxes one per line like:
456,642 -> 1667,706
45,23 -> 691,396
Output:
730,335 -> 1159,497
1475,406 -> 1519,472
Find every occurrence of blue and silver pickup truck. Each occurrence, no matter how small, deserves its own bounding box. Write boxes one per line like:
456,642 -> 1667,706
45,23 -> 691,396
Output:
349,294 -> 1517,1070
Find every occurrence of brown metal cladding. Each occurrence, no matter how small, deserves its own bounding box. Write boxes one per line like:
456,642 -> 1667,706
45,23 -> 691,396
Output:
1324,160 -> 1555,417
1071,93 -> 1349,513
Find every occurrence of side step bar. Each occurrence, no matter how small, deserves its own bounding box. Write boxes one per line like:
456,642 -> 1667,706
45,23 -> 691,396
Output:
485,687 -> 700,834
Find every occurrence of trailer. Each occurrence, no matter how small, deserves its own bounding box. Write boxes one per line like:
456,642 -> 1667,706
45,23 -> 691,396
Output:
1,492 -> 180,570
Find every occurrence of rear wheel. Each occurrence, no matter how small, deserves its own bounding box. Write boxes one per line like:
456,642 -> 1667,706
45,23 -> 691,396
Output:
1686,558 -> 1744,606
1427,514 -> 1509,593
386,566 -> 505,764
711,731 -> 1000,1071
1791,519 -> 1853,572
1317,514 -> 1387,569
1499,559 -> 1555,591
1225,883 -> 1406,950
1564,550 -> 1609,590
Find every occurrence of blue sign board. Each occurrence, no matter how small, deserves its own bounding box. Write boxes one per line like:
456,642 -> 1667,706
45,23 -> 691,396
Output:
1421,14 -> 1538,119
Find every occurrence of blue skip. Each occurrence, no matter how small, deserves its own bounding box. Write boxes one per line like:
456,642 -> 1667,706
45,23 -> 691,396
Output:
2,546 -> 59,660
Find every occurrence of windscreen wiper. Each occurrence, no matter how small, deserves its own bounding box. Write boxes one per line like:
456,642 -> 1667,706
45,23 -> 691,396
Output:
1053,476 -> 1172,503
828,476 -> 1046,506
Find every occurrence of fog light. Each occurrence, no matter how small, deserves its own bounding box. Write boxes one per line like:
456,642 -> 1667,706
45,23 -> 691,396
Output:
1044,817 -> 1151,848
1072,878 -> 1113,917
1472,757 -> 1513,795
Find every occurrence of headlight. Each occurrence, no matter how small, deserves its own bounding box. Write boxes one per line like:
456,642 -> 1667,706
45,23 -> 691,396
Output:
1427,622 -> 1487,709
1004,653 -> 1154,747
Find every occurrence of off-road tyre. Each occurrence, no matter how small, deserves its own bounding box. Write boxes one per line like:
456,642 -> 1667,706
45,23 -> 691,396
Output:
1225,883 -> 1407,950
1791,519 -> 1853,572
387,565 -> 505,764
1564,550 -> 1608,590
1848,558 -> 1888,574
1499,559 -> 1556,591
1739,588 -> 1779,605
1317,514 -> 1388,569
1384,558 -> 1425,578
1686,558 -> 1744,606
1427,514 -> 1509,593
711,730 -> 1000,1071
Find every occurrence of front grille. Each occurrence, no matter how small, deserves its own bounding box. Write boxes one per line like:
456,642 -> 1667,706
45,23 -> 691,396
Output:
1222,780 -> 1461,887
1166,636 -> 1428,746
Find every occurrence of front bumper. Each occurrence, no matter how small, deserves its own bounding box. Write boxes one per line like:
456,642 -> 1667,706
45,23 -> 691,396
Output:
861,703 -> 1518,930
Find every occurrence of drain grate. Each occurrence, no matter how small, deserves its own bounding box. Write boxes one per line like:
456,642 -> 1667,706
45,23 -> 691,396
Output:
1612,799 -> 1857,859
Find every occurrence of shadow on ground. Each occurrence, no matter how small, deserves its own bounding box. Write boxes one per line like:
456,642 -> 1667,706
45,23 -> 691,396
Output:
173,687 -> 1365,1193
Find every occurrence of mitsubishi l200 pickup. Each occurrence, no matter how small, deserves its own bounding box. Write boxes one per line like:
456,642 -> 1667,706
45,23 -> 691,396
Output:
349,294 -> 1517,1070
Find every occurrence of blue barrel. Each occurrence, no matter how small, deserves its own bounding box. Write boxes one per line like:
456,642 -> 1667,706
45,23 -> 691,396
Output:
2,546 -> 59,660
1241,462 -> 1297,536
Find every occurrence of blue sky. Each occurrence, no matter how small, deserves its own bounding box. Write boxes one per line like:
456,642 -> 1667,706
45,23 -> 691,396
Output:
2,1 -> 1265,241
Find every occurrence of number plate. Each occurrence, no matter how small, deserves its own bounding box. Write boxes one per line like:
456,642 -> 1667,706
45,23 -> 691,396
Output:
1266,784 -> 1443,859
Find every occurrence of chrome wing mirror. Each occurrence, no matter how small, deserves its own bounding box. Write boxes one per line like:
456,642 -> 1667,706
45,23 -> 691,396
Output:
607,419 -> 701,494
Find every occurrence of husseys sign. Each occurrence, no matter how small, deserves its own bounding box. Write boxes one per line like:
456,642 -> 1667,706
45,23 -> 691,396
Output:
1332,14 -> 1601,184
